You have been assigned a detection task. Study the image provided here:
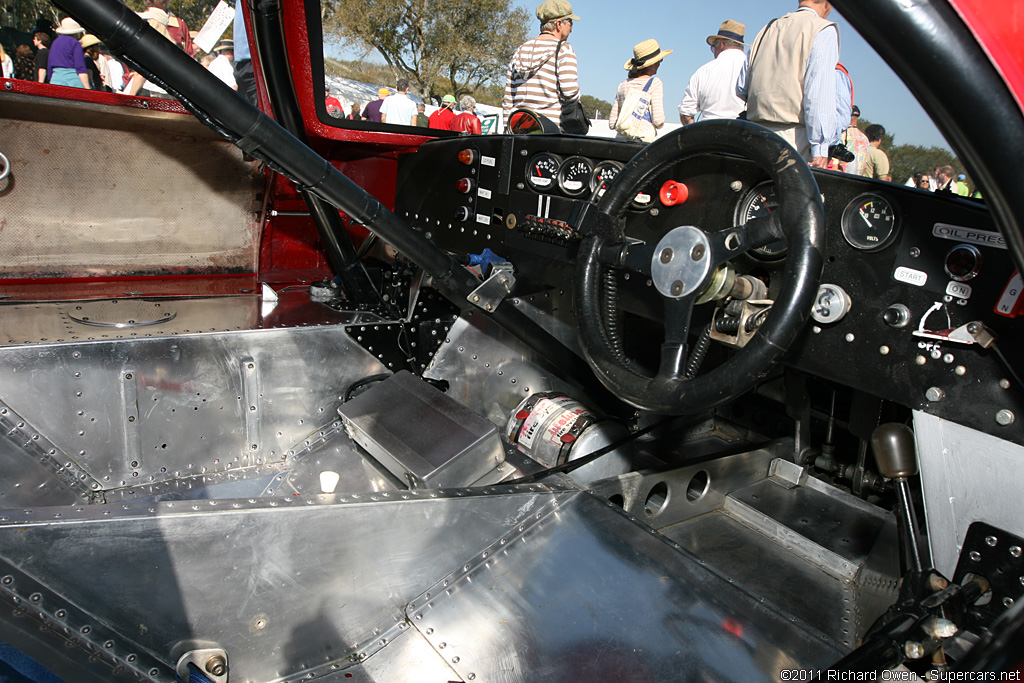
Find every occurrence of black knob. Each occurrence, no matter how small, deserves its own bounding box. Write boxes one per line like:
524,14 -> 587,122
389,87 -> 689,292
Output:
871,423 -> 917,479
883,303 -> 910,328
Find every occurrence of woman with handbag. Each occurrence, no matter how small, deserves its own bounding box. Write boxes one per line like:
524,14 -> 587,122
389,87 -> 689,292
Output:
609,39 -> 672,143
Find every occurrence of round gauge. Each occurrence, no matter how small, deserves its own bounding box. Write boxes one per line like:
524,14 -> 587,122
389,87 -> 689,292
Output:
630,180 -> 659,210
841,193 -> 899,251
590,160 -> 623,199
526,153 -> 560,192
734,180 -> 787,260
557,156 -> 594,196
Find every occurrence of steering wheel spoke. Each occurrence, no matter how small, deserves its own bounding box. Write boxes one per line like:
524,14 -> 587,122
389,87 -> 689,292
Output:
740,214 -> 786,252
619,242 -> 655,275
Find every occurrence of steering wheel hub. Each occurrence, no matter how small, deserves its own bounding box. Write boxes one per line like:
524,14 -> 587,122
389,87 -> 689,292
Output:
651,226 -> 712,299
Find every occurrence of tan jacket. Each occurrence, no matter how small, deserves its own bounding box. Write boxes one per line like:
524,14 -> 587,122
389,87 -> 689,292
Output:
746,9 -> 836,125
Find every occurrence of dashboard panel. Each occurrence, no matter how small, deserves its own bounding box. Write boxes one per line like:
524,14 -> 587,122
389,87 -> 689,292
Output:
395,134 -> 1023,445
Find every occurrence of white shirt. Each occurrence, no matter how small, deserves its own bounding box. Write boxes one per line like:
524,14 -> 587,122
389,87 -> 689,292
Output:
208,54 -> 236,89
379,92 -> 418,126
106,57 -> 125,92
678,48 -> 746,122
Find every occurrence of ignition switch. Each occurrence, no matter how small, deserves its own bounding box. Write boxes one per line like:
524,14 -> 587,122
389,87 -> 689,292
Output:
810,284 -> 852,324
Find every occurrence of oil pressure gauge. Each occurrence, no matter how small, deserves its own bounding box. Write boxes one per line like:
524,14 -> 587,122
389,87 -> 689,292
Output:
526,153 -> 560,192
841,193 -> 899,251
557,156 -> 594,197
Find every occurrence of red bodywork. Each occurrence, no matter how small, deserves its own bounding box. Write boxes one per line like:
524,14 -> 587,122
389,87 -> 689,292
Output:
950,0 -> 1024,117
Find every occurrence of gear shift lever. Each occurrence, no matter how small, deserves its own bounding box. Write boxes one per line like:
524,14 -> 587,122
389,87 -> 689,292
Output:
872,423 -> 930,574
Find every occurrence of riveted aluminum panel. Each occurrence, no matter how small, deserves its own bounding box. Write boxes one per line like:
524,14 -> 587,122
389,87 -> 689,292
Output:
0,322 -> 390,502
0,485 -> 575,683
915,411 -> 1024,578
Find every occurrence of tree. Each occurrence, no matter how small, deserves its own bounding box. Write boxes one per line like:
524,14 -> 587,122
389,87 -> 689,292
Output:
855,118 -> 971,189
580,94 -> 613,121
322,0 -> 529,105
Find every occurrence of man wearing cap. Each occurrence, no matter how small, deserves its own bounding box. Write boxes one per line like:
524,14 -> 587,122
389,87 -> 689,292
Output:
502,0 -> 580,128
380,78 -> 419,126
46,18 -> 90,89
209,40 -> 237,90
738,0 -> 842,167
362,88 -> 390,123
429,95 -> 458,130
678,20 -> 747,125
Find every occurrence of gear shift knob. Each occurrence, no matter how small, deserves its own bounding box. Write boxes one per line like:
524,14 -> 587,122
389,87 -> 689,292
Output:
872,423 -> 917,479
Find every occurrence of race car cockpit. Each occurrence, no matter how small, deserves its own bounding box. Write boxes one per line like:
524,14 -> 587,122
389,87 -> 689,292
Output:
0,0 -> 1021,681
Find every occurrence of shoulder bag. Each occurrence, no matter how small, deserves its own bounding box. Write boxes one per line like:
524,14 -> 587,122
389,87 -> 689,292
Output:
614,77 -> 657,142
555,40 -> 590,135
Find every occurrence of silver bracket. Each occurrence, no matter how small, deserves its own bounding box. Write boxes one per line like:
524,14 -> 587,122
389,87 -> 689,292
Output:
241,358 -> 260,455
175,648 -> 228,683
467,264 -> 516,312
121,369 -> 142,470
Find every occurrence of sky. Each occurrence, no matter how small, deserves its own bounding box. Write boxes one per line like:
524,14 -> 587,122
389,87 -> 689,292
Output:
326,0 -> 952,151
542,0 -> 950,150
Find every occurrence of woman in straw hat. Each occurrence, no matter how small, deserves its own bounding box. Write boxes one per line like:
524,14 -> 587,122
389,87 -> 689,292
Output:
608,39 -> 671,143
46,17 -> 91,89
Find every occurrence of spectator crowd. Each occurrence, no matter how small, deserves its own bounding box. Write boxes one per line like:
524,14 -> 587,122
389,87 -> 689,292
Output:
0,0 -> 976,193
2,1 -> 255,105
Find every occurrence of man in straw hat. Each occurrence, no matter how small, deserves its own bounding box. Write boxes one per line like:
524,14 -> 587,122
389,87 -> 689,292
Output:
502,0 -> 580,127
738,0 -> 842,167
608,39 -> 671,142
46,17 -> 90,89
678,20 -> 747,125
208,40 -> 237,90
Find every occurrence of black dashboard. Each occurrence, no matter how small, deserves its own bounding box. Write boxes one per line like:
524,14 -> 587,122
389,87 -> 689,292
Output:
395,133 -> 1023,446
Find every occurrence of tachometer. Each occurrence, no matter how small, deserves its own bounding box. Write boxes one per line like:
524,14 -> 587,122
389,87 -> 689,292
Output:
590,160 -> 623,199
735,181 -> 787,260
526,153 -> 560,192
841,192 -> 899,251
557,156 -> 594,197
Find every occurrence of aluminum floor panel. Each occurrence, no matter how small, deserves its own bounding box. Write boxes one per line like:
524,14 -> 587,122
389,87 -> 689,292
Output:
661,510 -> 859,650
404,491 -> 843,682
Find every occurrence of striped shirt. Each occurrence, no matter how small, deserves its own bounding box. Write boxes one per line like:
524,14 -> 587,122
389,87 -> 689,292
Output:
502,36 -> 579,125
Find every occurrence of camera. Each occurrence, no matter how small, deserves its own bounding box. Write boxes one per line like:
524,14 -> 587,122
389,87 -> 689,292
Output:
829,143 -> 855,163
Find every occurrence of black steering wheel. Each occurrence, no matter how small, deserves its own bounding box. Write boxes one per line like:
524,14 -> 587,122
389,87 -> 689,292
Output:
574,119 -> 825,414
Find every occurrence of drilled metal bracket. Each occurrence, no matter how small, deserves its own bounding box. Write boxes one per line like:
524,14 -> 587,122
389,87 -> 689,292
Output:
467,265 -> 516,313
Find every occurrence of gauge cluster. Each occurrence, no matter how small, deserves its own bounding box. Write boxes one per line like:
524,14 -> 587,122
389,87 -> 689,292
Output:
525,152 -> 616,200
396,133 -> 1018,445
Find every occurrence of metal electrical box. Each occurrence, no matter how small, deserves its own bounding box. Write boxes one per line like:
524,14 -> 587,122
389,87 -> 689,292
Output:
338,371 -> 503,488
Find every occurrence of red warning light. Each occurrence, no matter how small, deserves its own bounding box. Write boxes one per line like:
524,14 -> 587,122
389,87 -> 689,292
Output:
455,177 -> 474,194
659,180 -> 689,206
